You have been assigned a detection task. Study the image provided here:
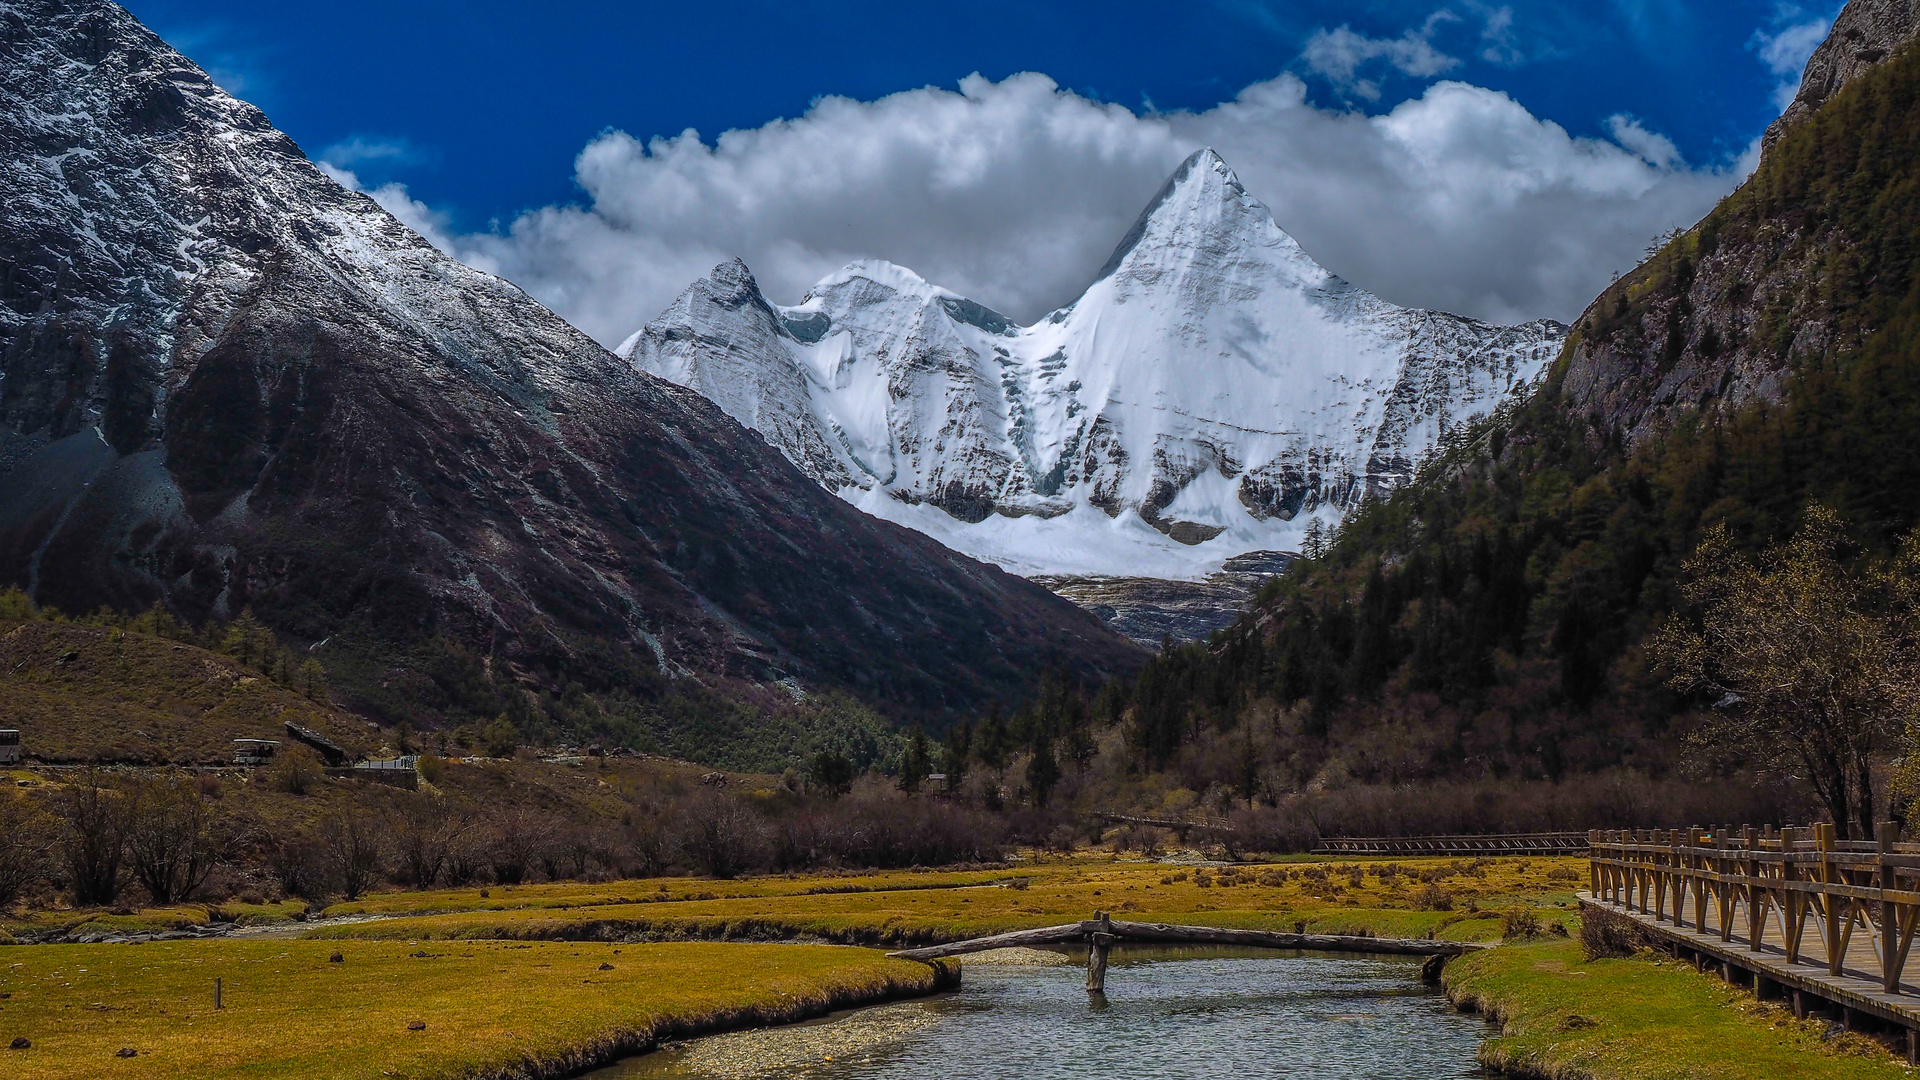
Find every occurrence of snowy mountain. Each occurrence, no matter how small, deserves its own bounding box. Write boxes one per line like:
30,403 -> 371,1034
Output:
0,0 -> 1139,713
625,150 -> 1565,579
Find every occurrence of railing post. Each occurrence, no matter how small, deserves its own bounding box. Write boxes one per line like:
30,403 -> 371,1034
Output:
1687,827 -> 1706,930
1818,823 -> 1846,977
1881,821 -> 1903,994
1588,829 -> 1600,899
1745,824 -> 1763,951
1782,826 -> 1803,964
1718,827 -> 1735,943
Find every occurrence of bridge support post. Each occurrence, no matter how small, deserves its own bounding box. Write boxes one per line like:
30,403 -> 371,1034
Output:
1085,910 -> 1114,994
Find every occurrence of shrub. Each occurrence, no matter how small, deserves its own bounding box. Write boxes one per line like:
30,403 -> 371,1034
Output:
1581,905 -> 1649,960
1546,866 -> 1583,883
1501,906 -> 1544,939
0,792 -> 53,910
267,748 -> 323,796
1412,882 -> 1453,911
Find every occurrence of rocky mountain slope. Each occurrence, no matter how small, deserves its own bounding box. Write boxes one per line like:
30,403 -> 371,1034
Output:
625,151 -> 1564,580
0,0 -> 1140,729
1101,0 -> 1920,794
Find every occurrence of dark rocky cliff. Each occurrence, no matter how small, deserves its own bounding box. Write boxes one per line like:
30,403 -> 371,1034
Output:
0,0 -> 1140,721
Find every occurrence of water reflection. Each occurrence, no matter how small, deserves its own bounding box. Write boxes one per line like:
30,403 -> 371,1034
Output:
596,947 -> 1489,1080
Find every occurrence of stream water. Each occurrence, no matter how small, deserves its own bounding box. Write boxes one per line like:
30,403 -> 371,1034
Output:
591,947 -> 1490,1080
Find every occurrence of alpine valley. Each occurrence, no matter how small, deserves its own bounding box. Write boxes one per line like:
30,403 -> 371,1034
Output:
624,149 -> 1566,641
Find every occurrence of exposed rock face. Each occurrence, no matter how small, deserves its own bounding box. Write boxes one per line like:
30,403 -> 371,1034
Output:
1561,0 -> 1920,445
626,150 -> 1564,579
0,0 -> 1140,713
1034,552 -> 1295,647
1767,0 -> 1920,146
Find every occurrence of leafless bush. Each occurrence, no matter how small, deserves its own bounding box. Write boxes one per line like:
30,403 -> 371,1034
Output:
320,809 -> 384,900
1412,882 -> 1453,911
390,794 -> 467,889
266,833 -> 328,900
1581,905 -> 1650,960
0,792 -> 54,910
482,804 -> 555,885
678,790 -> 764,879
1502,906 -> 1544,939
58,773 -> 132,906
266,748 -> 323,796
125,774 -> 230,904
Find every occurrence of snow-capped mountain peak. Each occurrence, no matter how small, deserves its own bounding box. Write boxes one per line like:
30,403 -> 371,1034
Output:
624,149 -> 1565,579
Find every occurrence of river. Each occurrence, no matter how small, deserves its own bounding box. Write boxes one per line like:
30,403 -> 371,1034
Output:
593,947 -> 1490,1079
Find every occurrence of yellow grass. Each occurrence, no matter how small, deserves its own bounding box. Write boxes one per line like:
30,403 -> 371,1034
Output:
303,855 -> 1585,946
0,939 -> 944,1080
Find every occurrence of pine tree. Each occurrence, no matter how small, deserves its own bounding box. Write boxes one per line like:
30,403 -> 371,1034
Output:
899,729 -> 932,793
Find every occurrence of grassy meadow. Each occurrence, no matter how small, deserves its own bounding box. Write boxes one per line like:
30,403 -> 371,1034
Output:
1446,936 -> 1913,1079
295,853 -> 1587,945
0,939 -> 946,1080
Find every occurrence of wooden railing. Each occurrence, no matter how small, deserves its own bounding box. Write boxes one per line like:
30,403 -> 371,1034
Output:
1315,832 -> 1589,856
1589,824 -> 1920,994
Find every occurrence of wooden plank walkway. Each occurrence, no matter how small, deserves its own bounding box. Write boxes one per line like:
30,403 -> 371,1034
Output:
1582,890 -> 1920,1059
1316,832 -> 1588,857
1586,823 -> 1920,1061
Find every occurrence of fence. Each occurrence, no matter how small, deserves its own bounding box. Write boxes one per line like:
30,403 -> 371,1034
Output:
1314,832 -> 1590,857
1589,824 -> 1920,995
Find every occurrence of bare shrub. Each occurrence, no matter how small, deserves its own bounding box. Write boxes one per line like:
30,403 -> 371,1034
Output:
266,748 -> 323,796
1581,905 -> 1650,960
125,775 -> 230,904
320,809 -> 384,900
1501,906 -> 1544,939
1412,882 -> 1453,911
677,790 -> 764,879
390,794 -> 467,889
0,792 -> 54,910
267,832 -> 328,899
59,773 -> 132,906
1546,866 -> 1583,884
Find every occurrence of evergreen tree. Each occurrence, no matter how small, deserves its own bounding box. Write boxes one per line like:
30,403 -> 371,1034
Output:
899,729 -> 933,793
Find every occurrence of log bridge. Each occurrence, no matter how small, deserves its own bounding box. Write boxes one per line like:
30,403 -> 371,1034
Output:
887,911 -> 1485,993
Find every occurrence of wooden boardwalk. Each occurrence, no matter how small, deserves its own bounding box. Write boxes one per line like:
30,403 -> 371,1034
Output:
1316,832 -> 1589,857
1588,826 -> 1920,1061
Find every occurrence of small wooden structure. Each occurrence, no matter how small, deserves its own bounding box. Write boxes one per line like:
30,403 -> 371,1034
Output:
1316,832 -> 1589,857
1588,824 -> 1920,1062
282,721 -> 348,766
0,729 -> 18,766
888,911 -> 1483,993
231,739 -> 278,766
338,756 -> 419,790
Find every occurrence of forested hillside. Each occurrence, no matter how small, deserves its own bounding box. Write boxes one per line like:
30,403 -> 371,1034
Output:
1112,34 -> 1920,804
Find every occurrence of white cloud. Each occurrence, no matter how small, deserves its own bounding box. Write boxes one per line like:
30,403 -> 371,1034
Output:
320,163 -> 478,262
1302,13 -> 1463,100
1753,4 -> 1840,110
320,136 -> 428,170
402,69 -> 1745,346
1606,114 -> 1682,169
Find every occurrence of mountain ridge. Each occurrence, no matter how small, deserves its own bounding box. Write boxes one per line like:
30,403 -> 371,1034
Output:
626,149 -> 1565,580
0,0 -> 1141,735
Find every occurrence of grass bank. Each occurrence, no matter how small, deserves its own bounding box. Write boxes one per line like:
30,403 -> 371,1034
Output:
297,855 -> 1584,946
0,939 -> 951,1080
1444,936 -> 1910,1078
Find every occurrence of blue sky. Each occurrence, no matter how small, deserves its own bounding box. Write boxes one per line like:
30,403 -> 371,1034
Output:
129,0 -> 1819,230
121,1 -> 1841,338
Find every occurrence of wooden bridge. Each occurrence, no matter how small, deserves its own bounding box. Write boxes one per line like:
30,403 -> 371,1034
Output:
1588,824 -> 1920,1061
1315,832 -> 1589,857
887,911 -> 1483,992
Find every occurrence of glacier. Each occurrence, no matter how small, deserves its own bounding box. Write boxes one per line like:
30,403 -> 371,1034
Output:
622,149 -> 1565,579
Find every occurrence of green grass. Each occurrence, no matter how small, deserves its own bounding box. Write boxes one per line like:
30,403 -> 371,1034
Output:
300,856 -> 1583,946
1445,936 -> 1911,1078
0,939 -> 945,1080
